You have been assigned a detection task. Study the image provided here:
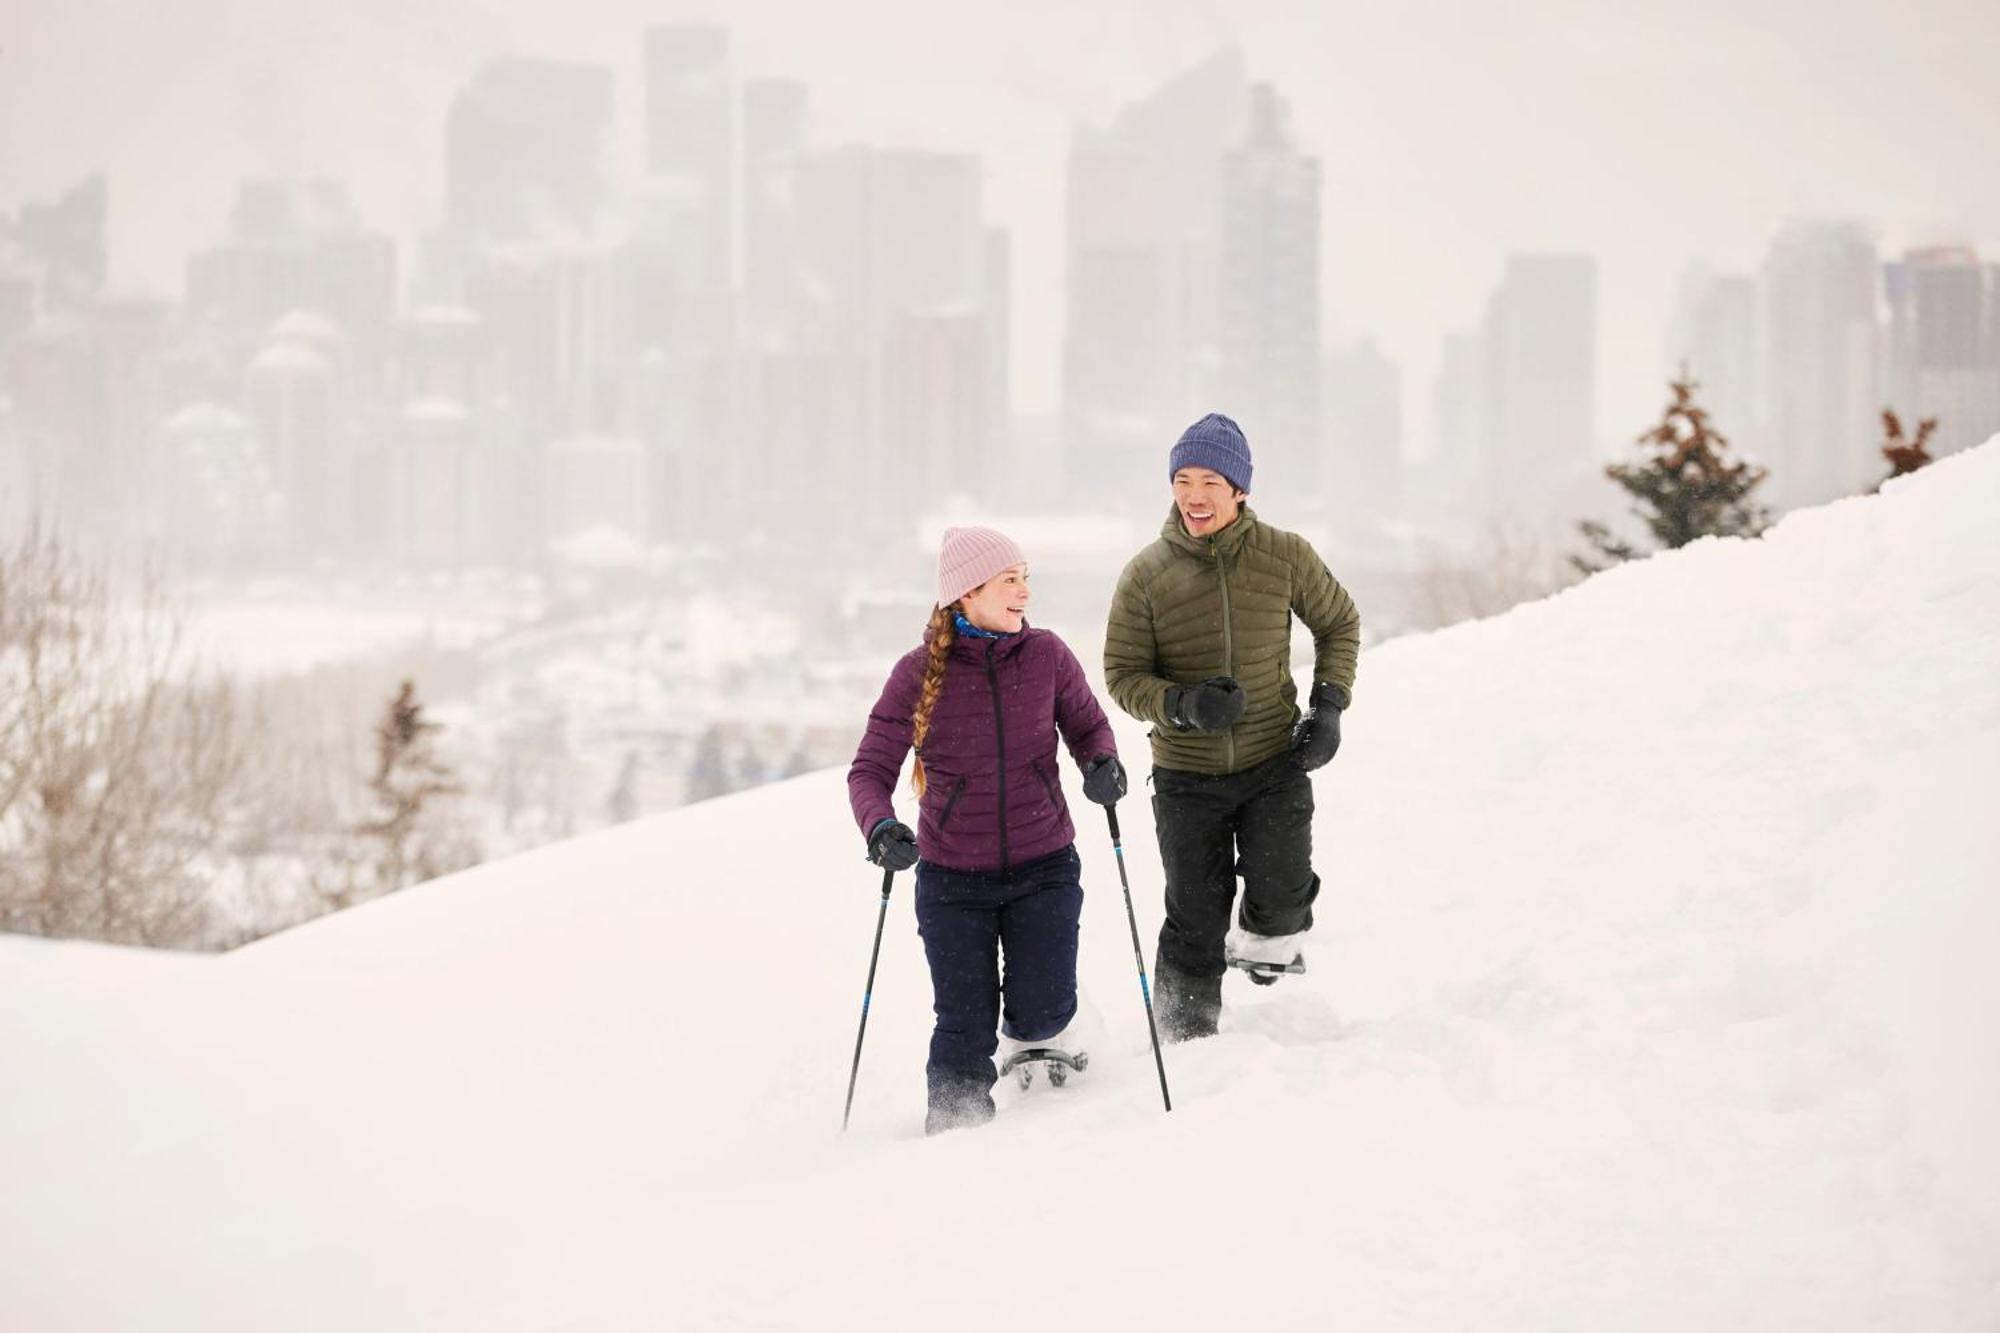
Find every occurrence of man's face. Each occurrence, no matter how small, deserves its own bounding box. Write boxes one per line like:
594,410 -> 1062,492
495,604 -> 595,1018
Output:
1172,466 -> 1245,538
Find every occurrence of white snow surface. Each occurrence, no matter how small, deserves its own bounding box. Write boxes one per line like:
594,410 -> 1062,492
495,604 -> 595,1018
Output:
5,444 -> 1999,1329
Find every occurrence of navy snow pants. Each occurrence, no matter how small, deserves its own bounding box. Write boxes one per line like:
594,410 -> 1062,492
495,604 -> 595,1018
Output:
914,844 -> 1084,1100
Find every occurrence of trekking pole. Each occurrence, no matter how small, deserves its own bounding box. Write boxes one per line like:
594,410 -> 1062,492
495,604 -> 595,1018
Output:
842,865 -> 897,1132
1107,805 -> 1172,1112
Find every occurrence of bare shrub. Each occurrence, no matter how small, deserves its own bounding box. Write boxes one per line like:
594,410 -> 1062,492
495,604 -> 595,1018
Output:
0,523 -> 247,947
1410,523 -> 1584,632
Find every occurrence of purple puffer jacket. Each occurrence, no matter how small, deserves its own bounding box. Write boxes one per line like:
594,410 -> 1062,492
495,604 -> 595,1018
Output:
848,625 -> 1118,874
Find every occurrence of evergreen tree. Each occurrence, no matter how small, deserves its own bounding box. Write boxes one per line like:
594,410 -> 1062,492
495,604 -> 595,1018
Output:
358,680 -> 469,892
606,751 -> 640,825
1575,369 -> 1770,574
1879,408 -> 1938,484
685,724 -> 734,803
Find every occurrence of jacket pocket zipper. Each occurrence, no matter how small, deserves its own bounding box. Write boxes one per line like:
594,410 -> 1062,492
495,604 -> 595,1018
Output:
1032,759 -> 1061,807
936,778 -> 967,830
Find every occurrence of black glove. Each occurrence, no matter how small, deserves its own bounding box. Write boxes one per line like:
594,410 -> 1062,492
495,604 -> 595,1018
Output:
1290,682 -> 1347,771
866,818 -> 919,870
1081,754 -> 1127,806
1165,676 -> 1248,732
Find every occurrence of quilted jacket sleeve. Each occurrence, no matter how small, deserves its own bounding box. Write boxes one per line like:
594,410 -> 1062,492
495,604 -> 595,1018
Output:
847,651 -> 922,837
1288,532 -> 1361,703
1103,557 -> 1177,728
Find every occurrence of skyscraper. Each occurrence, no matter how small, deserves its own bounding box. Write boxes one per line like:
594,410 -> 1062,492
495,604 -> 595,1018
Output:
1221,83 -> 1321,493
1758,220 -> 1880,509
445,60 -> 613,245
1063,49 -> 1249,489
186,178 -> 396,384
244,322 -> 344,559
741,78 -> 808,327
1325,338 -> 1404,538
643,26 -> 732,292
13,175 -> 104,314
1665,265 -> 1756,444
1885,245 -> 2000,461
790,146 -> 990,507
1482,253 -> 1598,527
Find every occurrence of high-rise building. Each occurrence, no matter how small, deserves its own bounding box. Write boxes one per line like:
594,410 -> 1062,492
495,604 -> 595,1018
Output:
13,176 -> 104,313
388,397 -> 500,569
1988,262 -> 2000,387
643,26 -> 732,291
1,314 -> 121,522
883,311 -> 989,504
186,178 -> 396,385
158,402 -> 280,567
1325,338 -> 1403,538
792,146 -> 988,497
544,435 -> 648,543
1063,49 -> 1249,488
741,78 -> 808,327
1221,83 -> 1321,494
729,339 -> 870,532
1758,220 -> 1880,509
0,259 -> 34,348
245,313 -> 345,557
630,28 -> 734,537
1665,265 -> 1756,445
1482,253 -> 1597,526
982,227 -> 1013,459
1885,245 -> 2000,461
1431,331 -> 1485,479
446,60 -> 612,245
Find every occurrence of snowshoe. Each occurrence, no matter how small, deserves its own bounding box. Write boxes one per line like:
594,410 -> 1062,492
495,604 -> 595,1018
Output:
1225,926 -> 1307,986
1229,957 -> 1306,985
998,1046 -> 1089,1090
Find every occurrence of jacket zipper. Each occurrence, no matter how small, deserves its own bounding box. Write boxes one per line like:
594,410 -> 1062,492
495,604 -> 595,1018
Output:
984,639 -> 1009,873
936,778 -> 967,830
1214,543 -> 1236,772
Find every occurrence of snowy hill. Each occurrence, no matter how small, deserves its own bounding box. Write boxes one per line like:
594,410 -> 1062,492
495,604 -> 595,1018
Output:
5,444 -> 1998,1330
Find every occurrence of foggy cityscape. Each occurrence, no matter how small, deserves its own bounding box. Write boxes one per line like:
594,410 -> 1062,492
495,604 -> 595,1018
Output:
5,6 -> 2000,1325
3,3 -> 1998,945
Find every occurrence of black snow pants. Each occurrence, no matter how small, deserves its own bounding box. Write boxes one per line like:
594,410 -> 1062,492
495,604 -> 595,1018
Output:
1150,752 -> 1319,1037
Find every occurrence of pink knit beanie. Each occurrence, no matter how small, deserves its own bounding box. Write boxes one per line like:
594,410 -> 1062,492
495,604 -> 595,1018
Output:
936,526 -> 1025,608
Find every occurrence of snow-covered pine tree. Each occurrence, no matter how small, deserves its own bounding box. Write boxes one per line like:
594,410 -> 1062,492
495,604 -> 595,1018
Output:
1575,369 -> 1771,573
1879,408 -> 1938,485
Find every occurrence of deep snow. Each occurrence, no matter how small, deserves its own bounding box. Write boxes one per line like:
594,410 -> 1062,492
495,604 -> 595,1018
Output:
4,443 -> 1998,1330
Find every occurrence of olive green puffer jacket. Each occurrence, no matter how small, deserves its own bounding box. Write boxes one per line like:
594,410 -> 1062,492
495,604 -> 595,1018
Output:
1104,505 -> 1360,775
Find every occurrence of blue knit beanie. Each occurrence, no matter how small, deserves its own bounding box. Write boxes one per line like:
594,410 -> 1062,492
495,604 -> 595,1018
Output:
1168,413 -> 1252,493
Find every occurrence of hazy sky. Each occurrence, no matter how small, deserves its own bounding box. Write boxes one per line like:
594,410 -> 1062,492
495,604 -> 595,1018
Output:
5,0 -> 1998,445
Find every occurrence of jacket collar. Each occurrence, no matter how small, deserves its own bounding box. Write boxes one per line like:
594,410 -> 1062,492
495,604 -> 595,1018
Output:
1160,503 -> 1259,559
945,620 -> 1034,664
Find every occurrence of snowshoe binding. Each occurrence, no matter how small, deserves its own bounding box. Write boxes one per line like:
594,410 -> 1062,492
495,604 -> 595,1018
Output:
998,1046 -> 1088,1090
1225,926 -> 1307,987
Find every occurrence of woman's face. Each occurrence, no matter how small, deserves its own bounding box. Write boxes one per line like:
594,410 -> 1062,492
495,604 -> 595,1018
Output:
959,563 -> 1030,634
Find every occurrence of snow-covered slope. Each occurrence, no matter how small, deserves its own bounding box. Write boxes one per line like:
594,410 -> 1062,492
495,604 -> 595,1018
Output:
5,445 -> 1998,1330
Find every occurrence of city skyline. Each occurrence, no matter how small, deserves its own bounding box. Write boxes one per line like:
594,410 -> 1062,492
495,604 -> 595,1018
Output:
6,0 -> 1998,446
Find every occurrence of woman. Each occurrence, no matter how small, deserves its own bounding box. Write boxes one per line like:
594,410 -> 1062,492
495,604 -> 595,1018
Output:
847,526 -> 1127,1135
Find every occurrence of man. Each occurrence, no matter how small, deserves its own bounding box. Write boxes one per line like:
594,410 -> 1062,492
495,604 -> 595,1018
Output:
1103,412 -> 1361,1040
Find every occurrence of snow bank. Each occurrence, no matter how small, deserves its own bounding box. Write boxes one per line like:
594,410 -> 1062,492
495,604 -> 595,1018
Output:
3,443 -> 1996,1329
